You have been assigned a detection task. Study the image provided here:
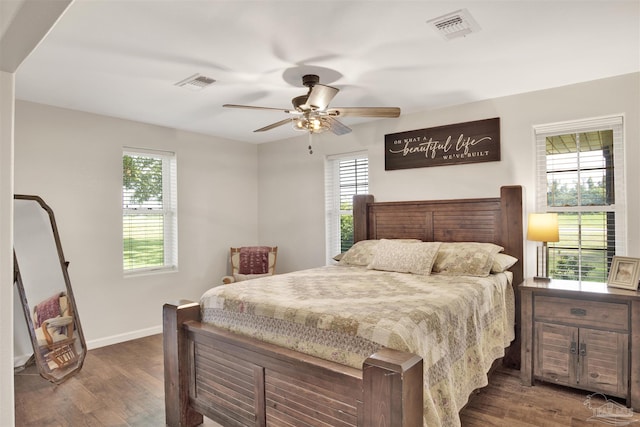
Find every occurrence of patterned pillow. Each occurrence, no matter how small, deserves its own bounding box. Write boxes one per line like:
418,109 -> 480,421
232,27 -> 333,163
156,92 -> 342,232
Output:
432,242 -> 504,277
490,253 -> 518,273
367,240 -> 441,275
339,240 -> 381,266
339,239 -> 421,266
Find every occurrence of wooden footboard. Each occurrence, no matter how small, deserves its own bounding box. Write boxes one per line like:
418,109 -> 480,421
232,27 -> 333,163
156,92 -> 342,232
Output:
163,302 -> 423,427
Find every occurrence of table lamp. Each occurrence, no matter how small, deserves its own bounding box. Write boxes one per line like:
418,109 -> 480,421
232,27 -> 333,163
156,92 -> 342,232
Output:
527,213 -> 559,281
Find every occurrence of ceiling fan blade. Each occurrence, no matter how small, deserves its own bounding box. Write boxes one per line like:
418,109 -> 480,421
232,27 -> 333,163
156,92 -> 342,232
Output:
254,118 -> 293,132
328,107 -> 401,118
303,84 -> 339,111
326,117 -> 352,135
223,104 -> 296,114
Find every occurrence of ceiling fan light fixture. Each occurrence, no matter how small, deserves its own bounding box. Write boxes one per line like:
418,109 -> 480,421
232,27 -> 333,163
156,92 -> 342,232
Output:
293,116 -> 329,134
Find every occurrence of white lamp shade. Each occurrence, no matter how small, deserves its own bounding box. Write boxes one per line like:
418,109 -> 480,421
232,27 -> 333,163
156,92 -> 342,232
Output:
527,213 -> 559,242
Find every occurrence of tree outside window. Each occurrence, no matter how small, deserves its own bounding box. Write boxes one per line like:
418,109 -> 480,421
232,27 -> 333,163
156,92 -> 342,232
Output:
325,154 -> 368,263
537,120 -> 625,283
122,150 -> 177,273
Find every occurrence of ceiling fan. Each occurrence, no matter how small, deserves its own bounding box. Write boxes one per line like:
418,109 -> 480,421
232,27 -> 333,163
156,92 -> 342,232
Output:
223,74 -> 401,136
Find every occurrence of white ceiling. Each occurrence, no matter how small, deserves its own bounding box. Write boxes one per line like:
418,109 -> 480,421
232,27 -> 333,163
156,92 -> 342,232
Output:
14,0 -> 640,144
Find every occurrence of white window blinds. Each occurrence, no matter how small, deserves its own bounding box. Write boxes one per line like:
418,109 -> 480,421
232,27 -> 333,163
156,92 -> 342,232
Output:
122,148 -> 178,273
534,116 -> 625,282
325,152 -> 369,264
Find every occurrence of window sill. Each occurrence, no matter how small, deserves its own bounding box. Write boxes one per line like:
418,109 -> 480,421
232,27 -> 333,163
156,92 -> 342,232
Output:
124,266 -> 178,278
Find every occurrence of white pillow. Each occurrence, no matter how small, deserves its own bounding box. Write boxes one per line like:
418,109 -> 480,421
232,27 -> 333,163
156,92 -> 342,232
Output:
367,239 -> 441,275
490,253 -> 518,273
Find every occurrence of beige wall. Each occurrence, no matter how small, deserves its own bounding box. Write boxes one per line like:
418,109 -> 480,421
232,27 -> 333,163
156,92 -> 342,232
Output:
258,73 -> 640,277
13,101 -> 259,352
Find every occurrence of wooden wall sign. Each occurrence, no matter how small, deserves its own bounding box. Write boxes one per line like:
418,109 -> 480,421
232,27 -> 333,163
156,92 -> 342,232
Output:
385,117 -> 500,170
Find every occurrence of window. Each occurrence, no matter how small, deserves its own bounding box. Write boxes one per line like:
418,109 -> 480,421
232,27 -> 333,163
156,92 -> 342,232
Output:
325,153 -> 369,263
122,148 -> 177,273
534,116 -> 625,282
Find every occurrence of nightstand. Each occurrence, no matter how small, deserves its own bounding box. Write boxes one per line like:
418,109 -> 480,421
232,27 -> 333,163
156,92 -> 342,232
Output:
520,278 -> 640,410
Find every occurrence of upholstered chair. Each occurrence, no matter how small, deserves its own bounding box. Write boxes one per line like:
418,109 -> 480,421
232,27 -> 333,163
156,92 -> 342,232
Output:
222,246 -> 277,284
32,292 -> 78,369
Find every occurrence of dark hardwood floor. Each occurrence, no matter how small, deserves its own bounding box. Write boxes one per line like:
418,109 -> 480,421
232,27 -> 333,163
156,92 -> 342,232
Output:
14,334 -> 636,426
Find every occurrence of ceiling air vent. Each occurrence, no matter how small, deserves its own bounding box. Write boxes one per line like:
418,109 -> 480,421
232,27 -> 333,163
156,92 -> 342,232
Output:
427,9 -> 481,41
175,74 -> 216,91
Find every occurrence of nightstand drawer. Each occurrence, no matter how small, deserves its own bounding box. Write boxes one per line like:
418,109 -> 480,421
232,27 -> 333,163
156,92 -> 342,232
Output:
534,296 -> 629,331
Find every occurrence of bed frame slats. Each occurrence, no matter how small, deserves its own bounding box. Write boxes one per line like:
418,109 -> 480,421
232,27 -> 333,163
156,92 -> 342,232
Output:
359,200 -> 504,244
193,341 -> 259,425
266,373 -> 357,426
182,318 -> 368,427
369,211 -> 434,241
266,369 -> 360,410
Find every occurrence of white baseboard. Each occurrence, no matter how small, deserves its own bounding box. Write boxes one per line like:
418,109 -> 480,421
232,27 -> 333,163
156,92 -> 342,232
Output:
86,325 -> 162,350
13,354 -> 33,369
13,325 -> 162,367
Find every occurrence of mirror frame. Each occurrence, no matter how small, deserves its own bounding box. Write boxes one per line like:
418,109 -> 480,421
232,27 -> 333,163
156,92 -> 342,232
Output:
13,194 -> 87,384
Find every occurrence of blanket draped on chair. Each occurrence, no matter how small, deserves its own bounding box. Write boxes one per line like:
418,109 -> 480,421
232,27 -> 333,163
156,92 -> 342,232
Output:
34,292 -> 63,328
238,246 -> 270,274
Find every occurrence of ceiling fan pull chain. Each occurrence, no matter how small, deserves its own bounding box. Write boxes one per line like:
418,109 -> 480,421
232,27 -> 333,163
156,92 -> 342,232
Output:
308,132 -> 313,155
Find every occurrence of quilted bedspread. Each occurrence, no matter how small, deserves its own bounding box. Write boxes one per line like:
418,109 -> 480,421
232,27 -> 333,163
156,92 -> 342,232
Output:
201,265 -> 515,427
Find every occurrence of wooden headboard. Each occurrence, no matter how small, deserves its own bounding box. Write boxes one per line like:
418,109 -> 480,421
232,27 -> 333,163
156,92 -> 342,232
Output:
353,185 -> 524,285
353,185 -> 524,368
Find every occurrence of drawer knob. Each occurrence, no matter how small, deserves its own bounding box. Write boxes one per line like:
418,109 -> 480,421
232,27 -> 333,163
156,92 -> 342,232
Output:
570,308 -> 587,316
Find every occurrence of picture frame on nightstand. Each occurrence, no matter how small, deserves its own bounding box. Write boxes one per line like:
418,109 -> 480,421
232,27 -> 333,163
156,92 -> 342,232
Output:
607,256 -> 640,291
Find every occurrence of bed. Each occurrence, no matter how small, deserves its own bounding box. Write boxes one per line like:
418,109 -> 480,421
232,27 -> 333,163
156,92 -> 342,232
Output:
163,185 -> 524,427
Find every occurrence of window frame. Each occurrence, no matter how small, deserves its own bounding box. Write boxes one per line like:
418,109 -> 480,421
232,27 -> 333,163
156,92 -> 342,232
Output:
534,116 -> 626,281
325,152 -> 369,264
122,147 -> 178,275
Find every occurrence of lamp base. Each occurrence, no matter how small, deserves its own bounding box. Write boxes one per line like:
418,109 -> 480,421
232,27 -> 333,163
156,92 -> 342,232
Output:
535,244 -> 552,282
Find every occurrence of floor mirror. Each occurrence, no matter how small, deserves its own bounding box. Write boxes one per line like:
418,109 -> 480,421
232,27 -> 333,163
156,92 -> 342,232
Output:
14,195 -> 86,384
